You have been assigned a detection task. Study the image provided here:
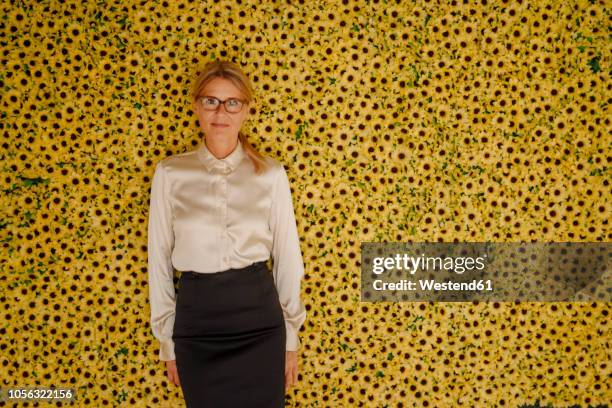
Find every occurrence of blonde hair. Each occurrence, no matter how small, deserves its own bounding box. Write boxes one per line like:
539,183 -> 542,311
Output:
191,60 -> 268,174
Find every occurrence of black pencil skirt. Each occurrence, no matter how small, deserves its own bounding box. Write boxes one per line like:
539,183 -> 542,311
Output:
172,260 -> 286,408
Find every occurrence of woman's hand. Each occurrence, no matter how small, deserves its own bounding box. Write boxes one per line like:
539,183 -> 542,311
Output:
166,360 -> 181,387
285,350 -> 299,391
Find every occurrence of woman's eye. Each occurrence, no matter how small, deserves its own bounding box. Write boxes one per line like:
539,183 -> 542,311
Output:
228,99 -> 238,106
204,98 -> 217,105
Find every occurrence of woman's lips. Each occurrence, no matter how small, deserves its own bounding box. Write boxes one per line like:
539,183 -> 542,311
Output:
212,123 -> 229,128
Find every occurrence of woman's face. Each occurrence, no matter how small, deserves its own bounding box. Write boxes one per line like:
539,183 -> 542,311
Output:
193,77 -> 249,141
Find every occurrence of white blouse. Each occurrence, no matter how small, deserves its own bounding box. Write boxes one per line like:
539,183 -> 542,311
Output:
147,138 -> 307,361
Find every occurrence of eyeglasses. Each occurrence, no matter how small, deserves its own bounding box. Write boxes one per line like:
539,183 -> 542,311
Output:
198,95 -> 246,113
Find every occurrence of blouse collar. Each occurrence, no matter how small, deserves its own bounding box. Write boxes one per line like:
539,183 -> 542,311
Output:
196,138 -> 245,174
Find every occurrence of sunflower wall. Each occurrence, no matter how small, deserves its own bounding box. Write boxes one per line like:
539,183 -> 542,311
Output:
1,0 -> 610,407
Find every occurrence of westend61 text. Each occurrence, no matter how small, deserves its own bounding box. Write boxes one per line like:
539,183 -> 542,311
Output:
373,279 -> 493,291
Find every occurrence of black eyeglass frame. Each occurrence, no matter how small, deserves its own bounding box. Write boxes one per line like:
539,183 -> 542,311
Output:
197,95 -> 248,113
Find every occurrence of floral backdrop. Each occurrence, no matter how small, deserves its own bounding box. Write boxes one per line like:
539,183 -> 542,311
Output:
1,0 -> 609,406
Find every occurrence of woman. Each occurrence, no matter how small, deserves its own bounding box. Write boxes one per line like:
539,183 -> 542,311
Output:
147,60 -> 307,407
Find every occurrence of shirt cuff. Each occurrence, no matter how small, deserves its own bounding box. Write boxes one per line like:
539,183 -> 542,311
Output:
159,338 -> 175,361
285,322 -> 301,351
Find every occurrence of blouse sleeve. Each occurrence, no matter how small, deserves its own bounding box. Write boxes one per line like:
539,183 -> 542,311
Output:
269,164 -> 307,351
147,161 -> 177,361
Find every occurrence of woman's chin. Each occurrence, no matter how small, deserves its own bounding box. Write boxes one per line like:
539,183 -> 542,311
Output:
207,127 -> 231,134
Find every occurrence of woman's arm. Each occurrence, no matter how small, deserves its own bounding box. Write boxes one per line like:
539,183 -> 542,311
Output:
147,161 -> 177,361
269,164 -> 307,351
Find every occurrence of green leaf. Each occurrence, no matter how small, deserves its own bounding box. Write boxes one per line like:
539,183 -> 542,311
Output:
587,55 -> 601,73
21,176 -> 48,187
115,346 -> 129,358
